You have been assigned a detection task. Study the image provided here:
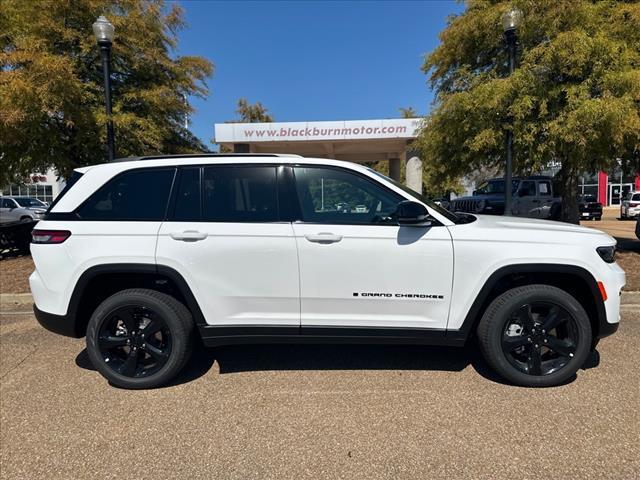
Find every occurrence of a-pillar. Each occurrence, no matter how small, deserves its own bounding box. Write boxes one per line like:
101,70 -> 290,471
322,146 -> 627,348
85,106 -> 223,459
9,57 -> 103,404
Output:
389,157 -> 401,181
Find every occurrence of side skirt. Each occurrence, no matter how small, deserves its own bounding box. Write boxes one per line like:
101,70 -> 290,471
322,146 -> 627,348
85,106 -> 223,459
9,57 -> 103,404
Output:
199,325 -> 466,348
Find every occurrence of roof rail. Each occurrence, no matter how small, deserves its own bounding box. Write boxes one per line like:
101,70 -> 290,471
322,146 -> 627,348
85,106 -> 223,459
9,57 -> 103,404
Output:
113,153 -> 302,163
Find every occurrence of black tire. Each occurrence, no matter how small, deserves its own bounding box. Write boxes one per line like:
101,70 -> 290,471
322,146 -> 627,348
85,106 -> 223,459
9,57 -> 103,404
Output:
595,216 -> 602,221
86,288 -> 194,389
477,285 -> 592,387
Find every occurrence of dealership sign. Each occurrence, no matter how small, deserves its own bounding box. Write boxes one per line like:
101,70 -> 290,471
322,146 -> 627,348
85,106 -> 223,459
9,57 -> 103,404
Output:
215,118 -> 422,143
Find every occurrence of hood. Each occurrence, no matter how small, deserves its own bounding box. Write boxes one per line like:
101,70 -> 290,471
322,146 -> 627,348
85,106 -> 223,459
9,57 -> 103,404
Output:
454,193 -> 505,203
471,214 -> 614,242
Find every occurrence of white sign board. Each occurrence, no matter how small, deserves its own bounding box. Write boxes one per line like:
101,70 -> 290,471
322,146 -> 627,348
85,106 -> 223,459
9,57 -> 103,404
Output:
215,118 -> 422,143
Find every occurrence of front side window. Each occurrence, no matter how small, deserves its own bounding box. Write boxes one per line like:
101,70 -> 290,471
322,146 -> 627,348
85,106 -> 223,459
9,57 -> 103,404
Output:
293,167 -> 401,225
202,166 -> 279,222
77,168 -> 175,220
14,198 -> 46,207
519,181 -> 536,197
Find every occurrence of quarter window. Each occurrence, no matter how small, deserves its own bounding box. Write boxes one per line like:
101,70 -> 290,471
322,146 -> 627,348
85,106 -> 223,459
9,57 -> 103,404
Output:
293,167 -> 401,225
202,166 -> 279,222
538,181 -> 551,196
77,168 -> 175,220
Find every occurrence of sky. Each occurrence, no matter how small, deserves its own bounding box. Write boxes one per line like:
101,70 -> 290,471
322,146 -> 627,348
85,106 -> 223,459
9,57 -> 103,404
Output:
175,0 -> 465,149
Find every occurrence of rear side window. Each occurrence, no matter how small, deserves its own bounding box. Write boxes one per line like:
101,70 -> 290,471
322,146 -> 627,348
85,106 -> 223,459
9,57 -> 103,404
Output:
77,168 -> 175,220
633,194 -> 640,201
201,166 -> 278,222
172,168 -> 201,221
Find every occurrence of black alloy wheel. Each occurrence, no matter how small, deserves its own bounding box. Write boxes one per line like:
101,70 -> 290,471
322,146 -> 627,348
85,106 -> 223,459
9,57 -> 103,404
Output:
501,302 -> 578,376
86,289 -> 193,389
97,305 -> 172,378
477,284 -> 592,387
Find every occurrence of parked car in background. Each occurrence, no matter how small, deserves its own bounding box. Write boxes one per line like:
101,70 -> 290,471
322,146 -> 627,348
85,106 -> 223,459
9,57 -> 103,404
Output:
620,191 -> 640,219
450,176 -> 562,220
578,194 -> 603,221
0,197 -> 47,224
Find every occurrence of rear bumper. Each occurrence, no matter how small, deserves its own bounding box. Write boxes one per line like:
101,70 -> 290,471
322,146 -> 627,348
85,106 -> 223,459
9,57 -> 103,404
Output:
33,305 -> 82,338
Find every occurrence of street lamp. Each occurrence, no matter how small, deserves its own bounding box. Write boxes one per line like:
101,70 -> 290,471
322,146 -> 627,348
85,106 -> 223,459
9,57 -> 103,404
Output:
93,15 -> 115,162
501,6 -> 522,216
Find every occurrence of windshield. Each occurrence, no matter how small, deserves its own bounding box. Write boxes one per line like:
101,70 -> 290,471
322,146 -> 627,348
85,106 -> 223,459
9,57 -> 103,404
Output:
475,179 -> 519,195
578,194 -> 597,203
367,168 -> 460,223
14,198 -> 46,208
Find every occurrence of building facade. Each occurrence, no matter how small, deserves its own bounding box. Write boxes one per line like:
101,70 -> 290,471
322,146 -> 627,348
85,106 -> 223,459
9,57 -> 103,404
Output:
1,167 -> 65,204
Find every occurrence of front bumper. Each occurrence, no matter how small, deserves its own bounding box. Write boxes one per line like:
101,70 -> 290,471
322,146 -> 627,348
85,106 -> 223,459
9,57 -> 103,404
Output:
34,305 -> 83,338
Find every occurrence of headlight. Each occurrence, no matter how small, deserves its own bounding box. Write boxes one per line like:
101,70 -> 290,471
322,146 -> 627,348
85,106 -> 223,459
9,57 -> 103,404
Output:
596,246 -> 616,263
475,200 -> 486,213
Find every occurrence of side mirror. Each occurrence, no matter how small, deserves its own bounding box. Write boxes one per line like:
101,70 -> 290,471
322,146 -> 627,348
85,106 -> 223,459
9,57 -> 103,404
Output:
397,200 -> 432,227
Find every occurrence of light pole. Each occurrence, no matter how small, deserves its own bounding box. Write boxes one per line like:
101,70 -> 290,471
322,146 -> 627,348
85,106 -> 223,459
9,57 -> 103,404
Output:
501,7 -> 522,216
93,15 -> 115,162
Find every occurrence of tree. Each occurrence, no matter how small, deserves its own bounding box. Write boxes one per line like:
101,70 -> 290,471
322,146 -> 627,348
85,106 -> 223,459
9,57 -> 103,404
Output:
234,98 -> 274,123
0,0 -> 213,185
398,106 -> 418,118
416,0 -> 640,222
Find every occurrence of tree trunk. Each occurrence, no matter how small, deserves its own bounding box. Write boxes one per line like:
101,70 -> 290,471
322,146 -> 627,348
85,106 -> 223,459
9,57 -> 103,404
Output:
558,162 -> 580,224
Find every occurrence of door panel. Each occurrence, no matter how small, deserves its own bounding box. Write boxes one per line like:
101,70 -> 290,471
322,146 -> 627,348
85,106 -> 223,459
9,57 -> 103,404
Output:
293,223 -> 454,329
156,222 -> 299,326
155,165 -> 300,327
291,165 -> 454,330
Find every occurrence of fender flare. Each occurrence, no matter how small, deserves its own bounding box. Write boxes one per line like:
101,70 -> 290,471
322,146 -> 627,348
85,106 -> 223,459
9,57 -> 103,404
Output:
67,263 -> 207,326
447,263 -> 608,342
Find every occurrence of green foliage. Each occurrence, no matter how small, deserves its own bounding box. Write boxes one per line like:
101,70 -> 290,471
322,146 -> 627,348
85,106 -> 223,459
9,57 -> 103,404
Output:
417,0 -> 640,220
234,98 -> 274,123
398,106 -> 418,118
0,0 -> 213,185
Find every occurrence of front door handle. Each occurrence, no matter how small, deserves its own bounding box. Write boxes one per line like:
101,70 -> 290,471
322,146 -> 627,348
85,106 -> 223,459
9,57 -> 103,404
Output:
170,230 -> 208,242
304,232 -> 343,244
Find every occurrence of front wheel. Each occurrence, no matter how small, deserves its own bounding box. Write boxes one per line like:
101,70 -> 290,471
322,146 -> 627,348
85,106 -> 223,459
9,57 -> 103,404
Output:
477,285 -> 592,387
86,289 -> 194,389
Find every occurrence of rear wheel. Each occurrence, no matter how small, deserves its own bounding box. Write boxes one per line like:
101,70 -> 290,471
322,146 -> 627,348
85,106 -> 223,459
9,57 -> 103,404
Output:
477,285 -> 591,387
595,216 -> 602,221
86,289 -> 194,389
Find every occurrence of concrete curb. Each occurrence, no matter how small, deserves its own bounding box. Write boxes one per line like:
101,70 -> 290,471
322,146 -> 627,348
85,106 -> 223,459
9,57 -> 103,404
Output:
0,293 -> 33,308
2,290 -> 640,307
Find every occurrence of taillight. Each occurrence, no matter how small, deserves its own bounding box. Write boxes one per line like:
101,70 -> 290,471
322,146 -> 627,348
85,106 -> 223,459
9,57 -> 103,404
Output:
31,230 -> 71,244
630,202 -> 639,207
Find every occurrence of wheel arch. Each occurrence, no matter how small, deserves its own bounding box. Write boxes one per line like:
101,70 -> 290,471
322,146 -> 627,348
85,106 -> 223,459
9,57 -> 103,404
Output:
67,263 -> 206,337
450,264 -> 608,345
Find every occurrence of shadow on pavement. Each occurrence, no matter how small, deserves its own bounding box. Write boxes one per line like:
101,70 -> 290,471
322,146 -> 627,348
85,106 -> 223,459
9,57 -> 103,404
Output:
76,342 -> 598,388
614,236 -> 640,252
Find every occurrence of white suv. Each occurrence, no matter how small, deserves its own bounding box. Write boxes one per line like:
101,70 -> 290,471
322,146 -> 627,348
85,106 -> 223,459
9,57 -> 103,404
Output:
620,191 -> 640,219
30,154 -> 625,389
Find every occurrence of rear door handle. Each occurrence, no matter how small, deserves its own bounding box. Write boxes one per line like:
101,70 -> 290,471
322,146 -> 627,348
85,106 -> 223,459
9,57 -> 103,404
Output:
170,230 -> 208,242
304,232 -> 343,244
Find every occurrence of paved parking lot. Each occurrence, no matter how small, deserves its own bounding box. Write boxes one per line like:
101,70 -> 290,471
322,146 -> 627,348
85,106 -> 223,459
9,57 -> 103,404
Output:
1,302 -> 639,480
